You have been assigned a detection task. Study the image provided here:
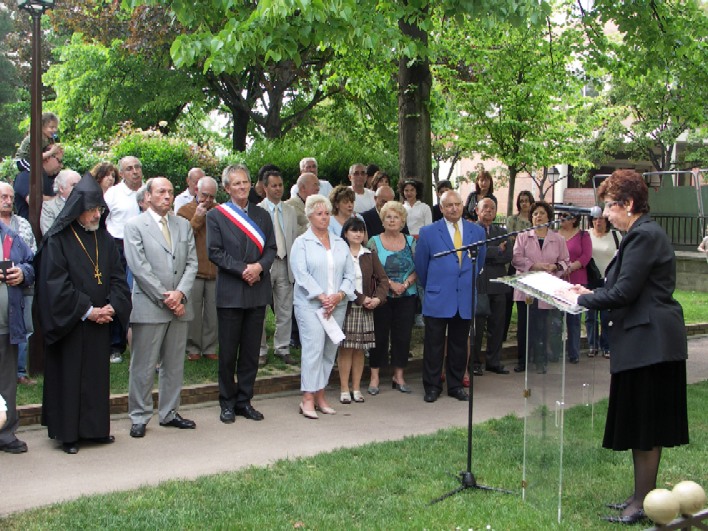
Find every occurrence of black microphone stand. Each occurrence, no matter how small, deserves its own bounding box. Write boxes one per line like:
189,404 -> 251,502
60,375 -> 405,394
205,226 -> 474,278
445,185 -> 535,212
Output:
429,216 -> 566,504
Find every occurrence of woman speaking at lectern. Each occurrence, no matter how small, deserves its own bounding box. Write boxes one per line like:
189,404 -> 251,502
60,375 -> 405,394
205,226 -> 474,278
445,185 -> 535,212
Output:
562,169 -> 688,525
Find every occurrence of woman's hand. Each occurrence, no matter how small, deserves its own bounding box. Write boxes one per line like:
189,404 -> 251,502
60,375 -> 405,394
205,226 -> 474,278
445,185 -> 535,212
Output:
389,280 -> 407,296
531,263 -> 556,273
363,297 -> 381,310
320,292 -> 343,318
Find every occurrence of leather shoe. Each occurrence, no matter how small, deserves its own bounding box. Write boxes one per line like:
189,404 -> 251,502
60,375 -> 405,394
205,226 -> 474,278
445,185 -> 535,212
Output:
234,404 -> 264,421
220,408 -> 236,424
601,509 -> 647,524
0,439 -> 28,453
423,390 -> 440,403
17,375 -> 37,385
486,365 -> 510,375
130,424 -> 146,438
62,442 -> 79,454
448,388 -> 470,401
472,368 -> 484,377
160,413 -> 196,429
203,353 -> 218,360
513,365 -> 526,373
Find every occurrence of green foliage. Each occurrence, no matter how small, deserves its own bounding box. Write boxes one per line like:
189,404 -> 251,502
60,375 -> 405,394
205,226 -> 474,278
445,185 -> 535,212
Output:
580,0 -> 708,171
0,9 -> 24,158
44,34 -> 209,144
110,125 -> 221,193
231,133 -> 399,192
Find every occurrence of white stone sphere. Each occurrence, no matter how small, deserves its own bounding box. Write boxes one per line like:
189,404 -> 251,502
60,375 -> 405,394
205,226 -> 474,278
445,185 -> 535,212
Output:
672,481 -> 707,515
643,489 -> 680,525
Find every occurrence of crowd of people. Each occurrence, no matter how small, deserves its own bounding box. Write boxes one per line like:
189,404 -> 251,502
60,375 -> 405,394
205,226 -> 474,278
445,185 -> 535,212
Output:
0,125 -> 688,520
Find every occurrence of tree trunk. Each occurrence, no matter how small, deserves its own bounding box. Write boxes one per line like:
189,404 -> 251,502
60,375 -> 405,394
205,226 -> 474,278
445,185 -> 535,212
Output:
231,106 -> 250,152
506,166 -> 519,217
398,13 -> 433,205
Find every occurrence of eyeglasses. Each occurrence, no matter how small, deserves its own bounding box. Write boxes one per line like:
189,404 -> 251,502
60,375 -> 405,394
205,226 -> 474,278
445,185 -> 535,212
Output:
603,200 -> 622,209
50,155 -> 63,165
87,206 -> 106,215
124,164 -> 142,172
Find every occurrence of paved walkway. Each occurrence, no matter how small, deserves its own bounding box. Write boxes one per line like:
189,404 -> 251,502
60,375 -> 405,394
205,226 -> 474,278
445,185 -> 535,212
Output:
2,335 -> 707,517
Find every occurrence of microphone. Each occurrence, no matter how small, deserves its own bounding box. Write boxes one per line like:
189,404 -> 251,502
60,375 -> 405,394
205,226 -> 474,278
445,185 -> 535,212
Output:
554,204 -> 602,218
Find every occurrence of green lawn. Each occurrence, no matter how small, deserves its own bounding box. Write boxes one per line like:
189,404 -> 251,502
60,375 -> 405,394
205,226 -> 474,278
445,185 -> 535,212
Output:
3,381 -> 707,530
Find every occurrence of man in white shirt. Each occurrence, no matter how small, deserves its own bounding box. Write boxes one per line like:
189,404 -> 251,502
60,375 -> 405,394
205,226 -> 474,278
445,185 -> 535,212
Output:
173,167 -> 205,213
289,157 -> 332,199
258,170 -> 299,366
349,163 -> 375,214
103,156 -> 144,363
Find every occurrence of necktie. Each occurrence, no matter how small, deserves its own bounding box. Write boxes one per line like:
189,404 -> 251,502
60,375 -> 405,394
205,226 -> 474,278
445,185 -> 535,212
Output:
274,206 -> 286,259
160,216 -> 172,249
2,235 -> 12,260
453,221 -> 462,265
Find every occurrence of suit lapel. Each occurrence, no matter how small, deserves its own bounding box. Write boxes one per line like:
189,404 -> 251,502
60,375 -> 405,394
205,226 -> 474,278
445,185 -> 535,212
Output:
143,213 -> 170,253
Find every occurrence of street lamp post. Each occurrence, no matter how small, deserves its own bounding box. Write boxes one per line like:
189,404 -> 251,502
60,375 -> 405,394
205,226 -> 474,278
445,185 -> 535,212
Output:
547,166 -> 561,205
17,0 -> 55,244
17,0 -> 55,375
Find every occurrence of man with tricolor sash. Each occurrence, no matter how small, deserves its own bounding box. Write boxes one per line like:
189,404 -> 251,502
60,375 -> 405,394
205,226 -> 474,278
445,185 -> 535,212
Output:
207,164 -> 276,424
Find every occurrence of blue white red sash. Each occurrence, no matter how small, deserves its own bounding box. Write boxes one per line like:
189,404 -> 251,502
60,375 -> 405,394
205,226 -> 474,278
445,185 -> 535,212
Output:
217,202 -> 266,253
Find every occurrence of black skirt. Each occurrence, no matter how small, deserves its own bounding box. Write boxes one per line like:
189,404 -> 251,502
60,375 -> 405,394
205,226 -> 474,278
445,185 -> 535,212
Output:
603,360 -> 689,451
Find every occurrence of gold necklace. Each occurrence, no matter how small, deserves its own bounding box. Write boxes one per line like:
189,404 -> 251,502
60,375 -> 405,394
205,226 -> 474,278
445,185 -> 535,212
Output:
71,226 -> 102,284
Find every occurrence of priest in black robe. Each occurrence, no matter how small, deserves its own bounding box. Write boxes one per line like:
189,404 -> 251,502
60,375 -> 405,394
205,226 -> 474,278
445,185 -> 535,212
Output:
35,175 -> 132,454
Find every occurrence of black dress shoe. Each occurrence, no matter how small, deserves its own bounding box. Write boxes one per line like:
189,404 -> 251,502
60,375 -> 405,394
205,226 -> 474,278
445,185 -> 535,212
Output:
423,390 -> 439,403
448,388 -> 470,401
234,404 -> 264,421
486,365 -> 510,375
601,509 -> 647,524
472,367 -> 484,376
62,442 -> 79,454
87,435 -> 115,444
513,365 -> 526,373
160,413 -> 196,429
130,424 -> 146,438
220,408 -> 236,424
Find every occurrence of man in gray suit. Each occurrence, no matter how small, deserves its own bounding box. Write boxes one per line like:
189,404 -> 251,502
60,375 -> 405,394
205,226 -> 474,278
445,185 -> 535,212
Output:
40,169 -> 81,235
258,170 -> 299,366
124,177 -> 198,438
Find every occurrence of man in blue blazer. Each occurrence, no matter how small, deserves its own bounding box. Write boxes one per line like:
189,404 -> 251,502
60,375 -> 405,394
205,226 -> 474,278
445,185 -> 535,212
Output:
415,190 -> 486,402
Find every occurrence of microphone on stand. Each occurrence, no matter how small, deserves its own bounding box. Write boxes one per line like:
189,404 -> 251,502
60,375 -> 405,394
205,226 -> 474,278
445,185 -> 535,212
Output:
554,204 -> 603,218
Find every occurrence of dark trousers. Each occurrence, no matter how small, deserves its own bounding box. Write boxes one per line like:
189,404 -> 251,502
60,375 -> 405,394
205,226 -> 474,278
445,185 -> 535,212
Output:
423,313 -> 471,394
217,306 -> 266,409
473,293 -> 506,369
110,238 -> 129,354
371,295 -> 416,369
0,337 -> 19,445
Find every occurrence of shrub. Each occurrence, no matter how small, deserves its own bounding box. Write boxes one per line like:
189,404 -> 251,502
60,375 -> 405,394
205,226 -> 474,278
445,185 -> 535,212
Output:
227,135 -> 399,192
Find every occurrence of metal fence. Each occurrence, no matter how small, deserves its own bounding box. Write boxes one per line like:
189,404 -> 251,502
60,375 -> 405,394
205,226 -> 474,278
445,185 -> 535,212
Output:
652,214 -> 707,251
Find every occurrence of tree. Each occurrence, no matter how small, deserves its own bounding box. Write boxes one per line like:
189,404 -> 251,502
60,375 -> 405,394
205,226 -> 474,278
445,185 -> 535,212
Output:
579,0 -> 708,172
44,34 -> 209,143
433,10 -> 591,215
0,7 -> 23,156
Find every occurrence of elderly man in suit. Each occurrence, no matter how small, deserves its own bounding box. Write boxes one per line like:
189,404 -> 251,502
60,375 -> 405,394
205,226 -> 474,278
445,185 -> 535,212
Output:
415,190 -> 486,403
207,164 -> 276,424
40,169 -> 81,235
124,177 -> 198,438
258,170 -> 299,366
472,198 -> 512,376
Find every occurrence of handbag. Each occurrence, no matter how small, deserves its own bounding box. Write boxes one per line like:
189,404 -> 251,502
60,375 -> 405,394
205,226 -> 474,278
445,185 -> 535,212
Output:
475,293 -> 491,317
586,258 -> 603,289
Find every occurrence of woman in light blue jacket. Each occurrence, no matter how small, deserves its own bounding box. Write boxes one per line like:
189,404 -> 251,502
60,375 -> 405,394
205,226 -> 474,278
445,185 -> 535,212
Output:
291,195 -> 355,419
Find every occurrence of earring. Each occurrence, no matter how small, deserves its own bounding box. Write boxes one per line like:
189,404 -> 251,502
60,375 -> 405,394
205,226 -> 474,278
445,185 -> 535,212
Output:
627,210 -> 631,217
